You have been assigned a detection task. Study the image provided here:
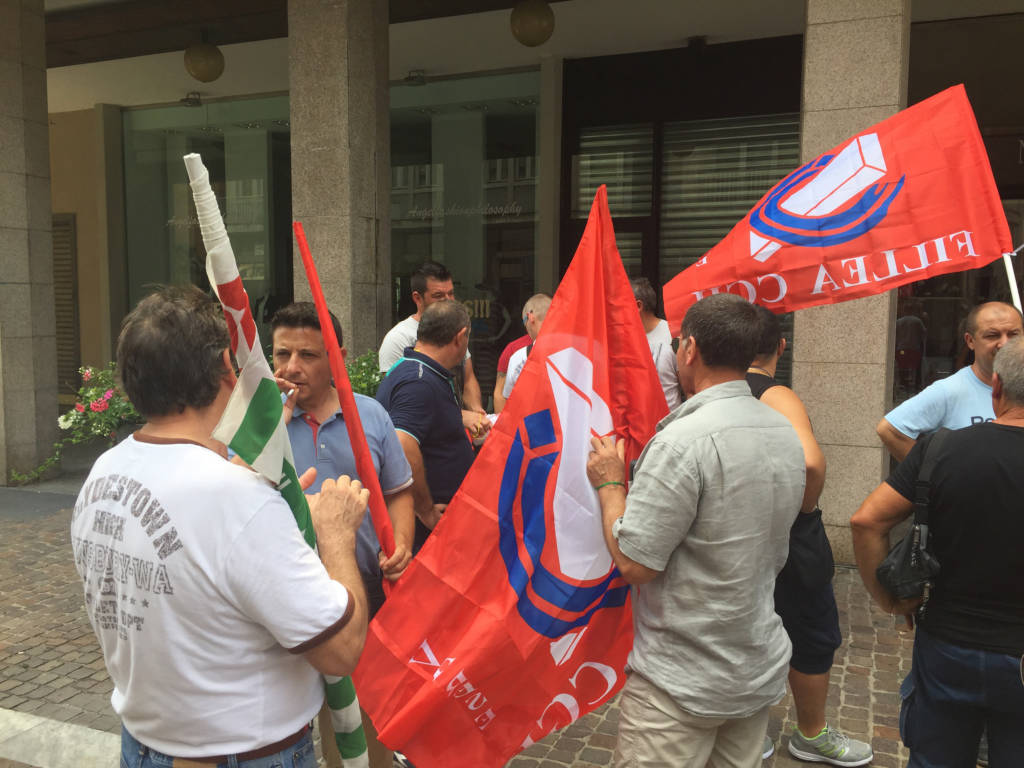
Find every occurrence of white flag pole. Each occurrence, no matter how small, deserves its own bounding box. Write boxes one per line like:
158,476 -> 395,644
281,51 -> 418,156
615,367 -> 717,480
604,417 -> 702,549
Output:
1005,247 -> 1023,313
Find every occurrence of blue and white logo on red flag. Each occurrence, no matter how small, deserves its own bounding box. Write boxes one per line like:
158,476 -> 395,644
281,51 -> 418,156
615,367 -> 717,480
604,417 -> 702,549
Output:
353,186 -> 667,768
498,348 -> 629,639
749,133 -> 906,260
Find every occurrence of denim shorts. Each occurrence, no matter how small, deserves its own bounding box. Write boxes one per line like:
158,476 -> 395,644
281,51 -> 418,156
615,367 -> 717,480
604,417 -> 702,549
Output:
121,725 -> 316,768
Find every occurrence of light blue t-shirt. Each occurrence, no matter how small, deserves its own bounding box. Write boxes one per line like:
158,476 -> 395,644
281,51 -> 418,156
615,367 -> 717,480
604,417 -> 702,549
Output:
288,393 -> 412,578
885,366 -> 994,438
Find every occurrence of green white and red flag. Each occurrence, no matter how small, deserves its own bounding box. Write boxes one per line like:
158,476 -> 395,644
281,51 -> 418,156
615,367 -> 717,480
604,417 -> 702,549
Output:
183,153 -> 368,767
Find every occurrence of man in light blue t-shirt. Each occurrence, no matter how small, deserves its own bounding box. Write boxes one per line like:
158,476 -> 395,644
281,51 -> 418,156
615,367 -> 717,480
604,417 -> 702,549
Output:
877,301 -> 1022,461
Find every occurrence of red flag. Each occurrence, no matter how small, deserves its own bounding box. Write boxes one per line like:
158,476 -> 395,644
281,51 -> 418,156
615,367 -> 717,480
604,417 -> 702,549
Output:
663,84 -> 1011,330
353,186 -> 667,767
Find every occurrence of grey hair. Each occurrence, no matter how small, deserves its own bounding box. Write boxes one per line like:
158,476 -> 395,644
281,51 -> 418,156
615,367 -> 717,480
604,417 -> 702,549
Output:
994,335 -> 1024,405
523,293 -> 552,322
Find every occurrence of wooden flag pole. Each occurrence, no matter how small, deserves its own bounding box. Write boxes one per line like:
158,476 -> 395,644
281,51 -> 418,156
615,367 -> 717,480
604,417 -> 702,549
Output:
292,222 -> 396,558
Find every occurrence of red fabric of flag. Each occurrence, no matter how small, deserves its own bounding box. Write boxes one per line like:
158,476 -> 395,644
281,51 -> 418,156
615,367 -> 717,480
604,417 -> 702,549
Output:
353,186 -> 667,767
663,84 -> 1011,331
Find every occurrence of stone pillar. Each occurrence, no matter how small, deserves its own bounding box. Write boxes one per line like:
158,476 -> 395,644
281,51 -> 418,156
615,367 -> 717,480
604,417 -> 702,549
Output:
793,0 -> 910,562
0,0 -> 57,483
288,0 -> 391,356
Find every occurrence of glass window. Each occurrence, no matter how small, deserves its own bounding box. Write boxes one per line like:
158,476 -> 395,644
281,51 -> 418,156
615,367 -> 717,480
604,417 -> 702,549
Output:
571,124 -> 654,219
658,114 -> 800,281
123,95 -> 292,343
390,72 -> 540,409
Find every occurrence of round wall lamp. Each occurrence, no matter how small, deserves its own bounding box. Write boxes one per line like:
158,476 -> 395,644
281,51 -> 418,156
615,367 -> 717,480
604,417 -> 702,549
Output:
184,41 -> 225,83
510,0 -> 555,47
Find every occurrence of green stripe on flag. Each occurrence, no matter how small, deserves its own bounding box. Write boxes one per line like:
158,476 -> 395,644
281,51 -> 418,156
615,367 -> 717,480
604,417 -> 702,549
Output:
230,377 -> 285,466
279,460 -> 315,548
325,677 -> 357,710
336,728 -> 369,759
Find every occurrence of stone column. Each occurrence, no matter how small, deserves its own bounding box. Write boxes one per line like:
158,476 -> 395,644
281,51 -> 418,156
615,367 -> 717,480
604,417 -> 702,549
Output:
793,0 -> 910,561
0,0 -> 57,483
288,0 -> 391,357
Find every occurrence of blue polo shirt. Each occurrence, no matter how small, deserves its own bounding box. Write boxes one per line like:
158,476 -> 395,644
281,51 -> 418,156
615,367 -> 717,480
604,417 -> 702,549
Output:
287,392 -> 412,579
376,348 -> 475,508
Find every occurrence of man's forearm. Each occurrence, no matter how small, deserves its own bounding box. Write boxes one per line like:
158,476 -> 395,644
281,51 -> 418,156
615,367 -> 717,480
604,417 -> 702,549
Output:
396,432 -> 435,524
850,484 -> 914,613
462,358 -> 483,412
315,531 -> 368,667
493,373 -> 507,413
850,524 -> 894,612
596,486 -> 658,585
386,488 -> 415,552
877,419 -> 916,462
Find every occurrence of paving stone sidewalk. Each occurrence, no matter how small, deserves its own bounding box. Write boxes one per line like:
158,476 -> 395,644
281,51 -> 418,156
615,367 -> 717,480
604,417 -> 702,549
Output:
1,500 -> 915,767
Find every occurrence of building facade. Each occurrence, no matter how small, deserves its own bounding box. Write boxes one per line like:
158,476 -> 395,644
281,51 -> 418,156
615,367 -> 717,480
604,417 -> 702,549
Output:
3,0 -> 1024,559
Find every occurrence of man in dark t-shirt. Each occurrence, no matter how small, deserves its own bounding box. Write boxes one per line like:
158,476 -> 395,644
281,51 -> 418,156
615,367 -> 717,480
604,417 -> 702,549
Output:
851,335 -> 1024,767
747,307 -> 871,767
376,300 -> 476,552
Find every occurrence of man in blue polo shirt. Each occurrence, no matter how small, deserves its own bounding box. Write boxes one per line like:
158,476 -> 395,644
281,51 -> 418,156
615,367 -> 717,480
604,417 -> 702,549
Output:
272,302 -> 415,607
376,300 -> 476,552
272,303 -> 416,768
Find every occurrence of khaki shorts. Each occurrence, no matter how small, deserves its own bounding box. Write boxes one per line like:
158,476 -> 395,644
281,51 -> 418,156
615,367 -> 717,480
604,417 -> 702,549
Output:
613,673 -> 770,768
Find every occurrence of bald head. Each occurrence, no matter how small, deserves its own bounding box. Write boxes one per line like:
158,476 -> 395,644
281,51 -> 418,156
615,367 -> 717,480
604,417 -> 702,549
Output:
523,293 -> 551,340
965,301 -> 1024,381
966,302 -> 1022,336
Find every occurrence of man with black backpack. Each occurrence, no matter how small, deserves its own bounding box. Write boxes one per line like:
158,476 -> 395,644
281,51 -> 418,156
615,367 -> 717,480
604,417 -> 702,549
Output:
852,336 -> 1024,767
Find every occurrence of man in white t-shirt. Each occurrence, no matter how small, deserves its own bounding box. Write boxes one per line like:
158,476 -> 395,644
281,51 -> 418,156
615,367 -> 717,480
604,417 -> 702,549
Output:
502,293 -> 551,401
630,277 -> 683,410
71,286 -> 369,768
877,301 -> 1022,460
378,261 -> 489,440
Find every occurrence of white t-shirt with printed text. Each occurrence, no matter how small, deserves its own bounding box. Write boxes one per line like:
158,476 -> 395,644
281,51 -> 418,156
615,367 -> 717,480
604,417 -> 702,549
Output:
71,435 -> 351,757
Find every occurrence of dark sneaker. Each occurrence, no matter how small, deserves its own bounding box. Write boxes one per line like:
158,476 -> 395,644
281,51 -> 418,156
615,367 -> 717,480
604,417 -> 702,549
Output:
763,736 -> 775,759
788,725 -> 873,766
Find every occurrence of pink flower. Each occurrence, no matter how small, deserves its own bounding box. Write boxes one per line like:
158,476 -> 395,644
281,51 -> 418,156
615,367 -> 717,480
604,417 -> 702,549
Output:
82,369 -> 92,382
74,403 -> 85,413
103,389 -> 114,401
90,400 -> 109,412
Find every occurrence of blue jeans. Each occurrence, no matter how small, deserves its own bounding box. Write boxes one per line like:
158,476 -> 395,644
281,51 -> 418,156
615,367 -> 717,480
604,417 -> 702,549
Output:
121,726 -> 316,768
900,628 -> 1024,768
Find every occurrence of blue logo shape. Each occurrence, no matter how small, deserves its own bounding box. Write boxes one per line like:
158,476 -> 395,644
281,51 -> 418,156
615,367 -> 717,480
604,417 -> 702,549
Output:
498,409 -> 629,639
750,153 -> 905,248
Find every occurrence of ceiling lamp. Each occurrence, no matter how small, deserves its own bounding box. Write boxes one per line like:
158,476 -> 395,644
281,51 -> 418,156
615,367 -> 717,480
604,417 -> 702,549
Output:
184,41 -> 225,83
510,0 -> 555,48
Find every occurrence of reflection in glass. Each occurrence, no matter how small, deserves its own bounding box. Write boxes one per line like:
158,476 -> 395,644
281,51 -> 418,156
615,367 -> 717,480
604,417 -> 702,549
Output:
123,95 -> 292,347
390,72 -> 540,409
658,113 -> 799,283
571,124 -> 654,219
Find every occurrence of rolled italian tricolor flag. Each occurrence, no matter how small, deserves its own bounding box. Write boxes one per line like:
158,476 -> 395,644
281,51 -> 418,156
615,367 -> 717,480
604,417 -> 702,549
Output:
183,153 -> 368,767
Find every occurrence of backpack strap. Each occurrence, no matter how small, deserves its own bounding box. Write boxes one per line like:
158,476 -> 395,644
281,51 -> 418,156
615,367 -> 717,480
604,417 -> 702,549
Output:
913,427 -> 952,530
